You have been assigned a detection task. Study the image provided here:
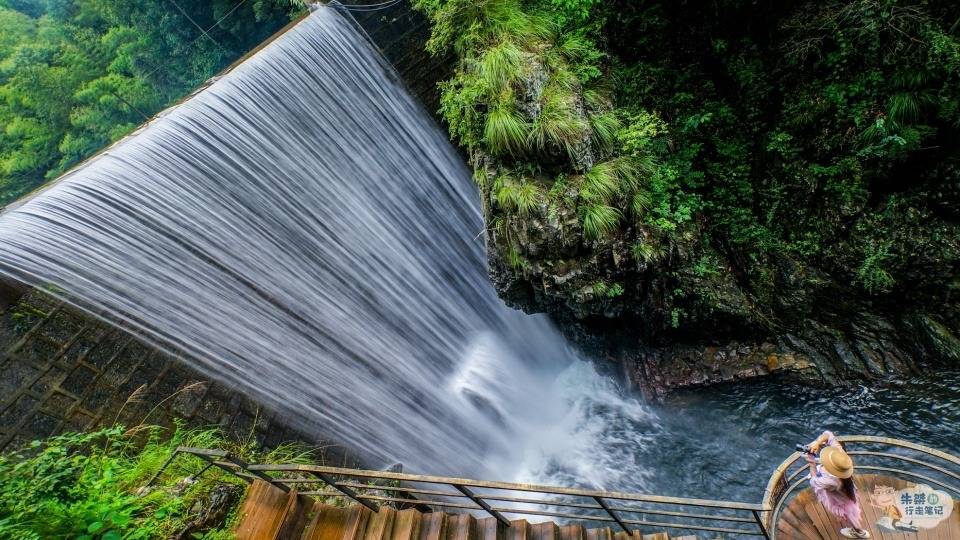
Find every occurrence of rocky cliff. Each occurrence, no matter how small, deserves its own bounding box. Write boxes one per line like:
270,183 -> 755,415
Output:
416,0 -> 960,397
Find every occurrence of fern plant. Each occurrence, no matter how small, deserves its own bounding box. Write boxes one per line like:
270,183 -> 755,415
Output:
485,105 -> 529,155
529,83 -> 589,156
479,41 -> 525,91
579,203 -> 621,239
631,240 -> 666,263
589,110 -> 620,151
494,174 -> 542,216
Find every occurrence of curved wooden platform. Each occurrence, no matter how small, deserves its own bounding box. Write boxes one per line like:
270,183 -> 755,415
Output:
777,474 -> 958,540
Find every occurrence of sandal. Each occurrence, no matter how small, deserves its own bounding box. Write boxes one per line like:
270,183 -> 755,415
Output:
840,528 -> 871,539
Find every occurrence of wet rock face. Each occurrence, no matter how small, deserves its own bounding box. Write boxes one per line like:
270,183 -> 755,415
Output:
484,195 -> 960,398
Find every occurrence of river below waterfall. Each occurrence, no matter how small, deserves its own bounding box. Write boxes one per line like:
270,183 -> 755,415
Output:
520,361 -> 960,503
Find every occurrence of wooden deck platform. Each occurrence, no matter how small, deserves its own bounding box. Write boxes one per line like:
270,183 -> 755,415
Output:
235,480 -> 697,540
776,474 -> 959,540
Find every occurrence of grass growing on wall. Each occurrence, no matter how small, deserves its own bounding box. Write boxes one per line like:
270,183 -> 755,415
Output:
0,423 -> 312,539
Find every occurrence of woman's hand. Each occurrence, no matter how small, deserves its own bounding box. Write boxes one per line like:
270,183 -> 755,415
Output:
807,431 -> 833,454
803,453 -> 817,465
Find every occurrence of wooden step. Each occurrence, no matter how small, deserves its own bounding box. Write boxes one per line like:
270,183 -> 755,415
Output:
781,504 -> 822,540
418,512 -> 448,540
391,508 -> 424,540
476,517 -> 503,540
303,504 -> 352,540
559,525 -> 584,540
303,504 -> 373,540
364,507 -> 398,540
530,522 -> 559,540
236,481 -> 312,540
276,490 -> 312,539
584,527 -> 613,540
346,505 -> 375,540
805,501 -> 841,540
237,497 -> 683,540
507,520 -> 530,540
445,513 -> 477,540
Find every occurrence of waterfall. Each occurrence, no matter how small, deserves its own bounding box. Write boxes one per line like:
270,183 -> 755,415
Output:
0,6 -> 658,485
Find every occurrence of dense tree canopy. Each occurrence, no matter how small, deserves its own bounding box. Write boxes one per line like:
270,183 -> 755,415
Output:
0,0 -> 304,205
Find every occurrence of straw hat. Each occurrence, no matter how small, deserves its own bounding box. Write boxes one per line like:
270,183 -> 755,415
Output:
821,446 -> 855,479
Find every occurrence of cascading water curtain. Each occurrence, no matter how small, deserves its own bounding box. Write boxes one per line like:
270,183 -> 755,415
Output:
0,6 -> 657,485
0,5 -> 556,474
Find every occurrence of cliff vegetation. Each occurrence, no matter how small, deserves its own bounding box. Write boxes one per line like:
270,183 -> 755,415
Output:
414,0 -> 960,391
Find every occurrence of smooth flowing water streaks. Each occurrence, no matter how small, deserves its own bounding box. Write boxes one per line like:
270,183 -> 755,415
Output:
0,6 -> 657,484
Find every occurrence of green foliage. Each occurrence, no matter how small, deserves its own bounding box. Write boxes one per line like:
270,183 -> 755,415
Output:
630,240 -> 665,264
0,424 -> 288,538
494,173 -> 541,216
423,0 -> 960,327
606,282 -> 623,297
548,0 -> 597,27
578,202 -> 620,239
856,242 -> 896,293
588,110 -> 620,151
692,255 -> 719,278
0,0 -> 302,206
590,280 -> 622,297
528,84 -> 589,157
478,40 -> 524,91
485,105 -> 529,156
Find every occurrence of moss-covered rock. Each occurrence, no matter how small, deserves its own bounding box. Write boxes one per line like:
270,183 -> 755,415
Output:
418,0 -> 960,394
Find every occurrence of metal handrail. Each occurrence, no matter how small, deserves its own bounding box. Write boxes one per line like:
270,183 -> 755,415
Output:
158,446 -> 771,537
154,436 -> 958,540
761,436 -> 960,539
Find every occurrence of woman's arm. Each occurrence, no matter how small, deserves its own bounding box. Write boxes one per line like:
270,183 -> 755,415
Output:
808,430 -> 835,453
804,453 -> 818,477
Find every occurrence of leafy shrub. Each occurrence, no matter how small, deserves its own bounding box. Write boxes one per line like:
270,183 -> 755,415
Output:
0,424 -> 311,539
579,203 -> 620,239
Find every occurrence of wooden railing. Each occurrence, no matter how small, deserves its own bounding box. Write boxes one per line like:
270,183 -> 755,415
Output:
761,436 -> 960,539
154,447 -> 772,537
152,436 -> 959,539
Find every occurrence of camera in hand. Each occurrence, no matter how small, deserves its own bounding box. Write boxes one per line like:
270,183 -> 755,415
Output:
795,444 -> 815,454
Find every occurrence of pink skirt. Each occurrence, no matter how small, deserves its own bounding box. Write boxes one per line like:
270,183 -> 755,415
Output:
811,471 -> 862,528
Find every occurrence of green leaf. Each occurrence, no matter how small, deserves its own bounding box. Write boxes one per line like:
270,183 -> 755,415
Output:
88,521 -> 104,534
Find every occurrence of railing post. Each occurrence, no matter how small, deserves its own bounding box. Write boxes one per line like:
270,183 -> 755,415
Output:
145,449 -> 180,487
225,455 -> 290,493
312,471 -> 379,511
454,484 -> 511,527
593,496 -> 629,533
752,510 -> 771,539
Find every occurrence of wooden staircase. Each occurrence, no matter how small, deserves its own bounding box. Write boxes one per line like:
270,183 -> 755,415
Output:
236,481 -> 698,540
775,473 -> 960,540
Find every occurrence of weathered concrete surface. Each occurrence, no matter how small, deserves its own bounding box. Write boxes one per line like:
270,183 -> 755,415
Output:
0,276 -> 25,313
0,291 -> 322,452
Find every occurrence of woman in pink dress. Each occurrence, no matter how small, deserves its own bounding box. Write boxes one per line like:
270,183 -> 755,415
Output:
804,430 -> 871,539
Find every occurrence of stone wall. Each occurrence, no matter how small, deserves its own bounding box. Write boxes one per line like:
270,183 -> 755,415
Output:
345,0 -> 452,116
0,291 -> 316,453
